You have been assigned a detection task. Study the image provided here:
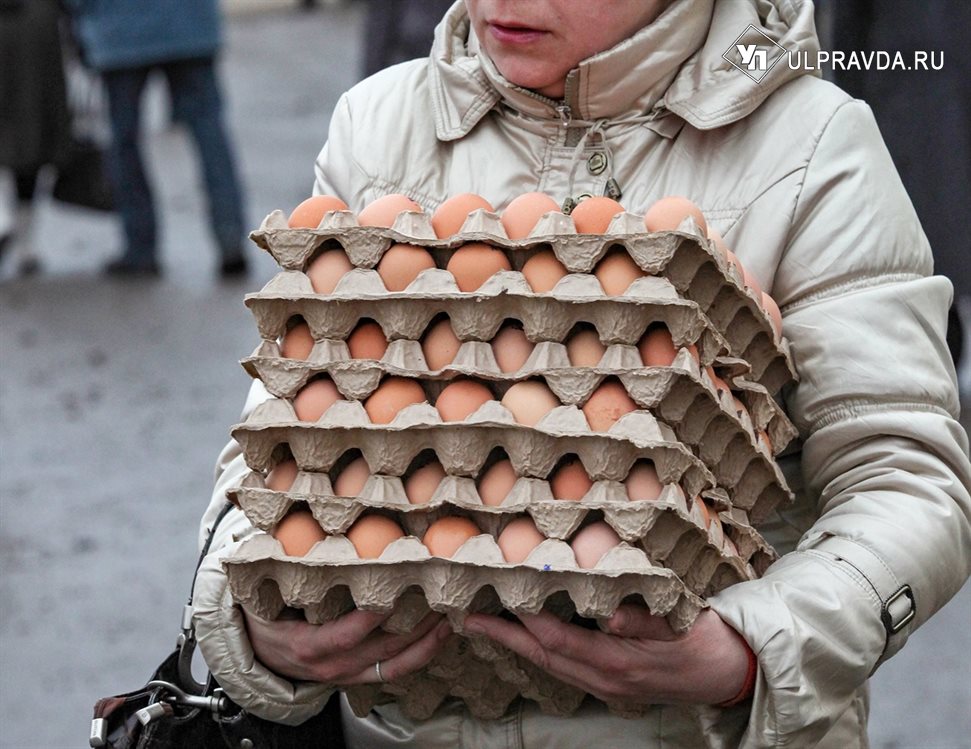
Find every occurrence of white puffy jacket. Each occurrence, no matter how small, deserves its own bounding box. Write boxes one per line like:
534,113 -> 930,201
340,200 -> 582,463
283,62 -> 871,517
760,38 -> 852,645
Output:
193,0 -> 971,746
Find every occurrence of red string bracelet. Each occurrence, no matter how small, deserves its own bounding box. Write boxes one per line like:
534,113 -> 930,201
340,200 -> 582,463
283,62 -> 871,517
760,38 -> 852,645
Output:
717,642 -> 758,708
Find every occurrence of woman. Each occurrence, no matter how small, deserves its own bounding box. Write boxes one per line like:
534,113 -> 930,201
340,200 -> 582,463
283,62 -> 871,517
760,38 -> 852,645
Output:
193,1 -> 971,746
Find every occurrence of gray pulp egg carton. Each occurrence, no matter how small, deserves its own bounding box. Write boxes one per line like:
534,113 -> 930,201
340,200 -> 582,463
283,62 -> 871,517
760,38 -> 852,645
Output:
230,396 -> 715,498
244,269 -> 726,363
226,467 -> 757,597
223,532 -> 707,635
222,531 -> 710,719
239,341 -> 792,521
249,207 -> 795,393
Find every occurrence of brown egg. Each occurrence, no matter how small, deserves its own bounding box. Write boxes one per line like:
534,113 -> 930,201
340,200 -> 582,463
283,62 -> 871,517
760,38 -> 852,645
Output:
364,377 -> 427,424
500,381 -> 559,426
265,459 -> 299,492
694,497 -> 712,529
643,196 -> 708,236
280,321 -> 315,360
346,514 -> 406,559
491,324 -> 535,373
582,381 -> 637,431
593,248 -> 644,295
625,461 -> 663,501
732,396 -> 749,419
707,228 -> 730,259
423,516 -> 481,558
376,243 -> 437,291
759,429 -> 774,454
478,459 -> 517,506
273,510 -> 327,556
501,192 -> 561,239
347,320 -> 389,360
571,522 -> 622,569
762,292 -> 783,341
549,457 -> 592,501
436,380 -> 493,422
638,326 -> 700,366
446,242 -> 512,291
706,367 -> 732,396
404,460 -> 446,504
421,318 -> 462,370
522,249 -> 568,292
566,328 -> 606,367
306,248 -> 353,294
497,517 -> 546,563
357,194 -> 422,227
334,456 -> 370,497
723,534 -> 740,557
287,195 -> 349,228
742,266 -> 764,298
724,249 -> 745,281
293,378 -> 341,422
571,196 -> 624,234
432,193 -> 495,238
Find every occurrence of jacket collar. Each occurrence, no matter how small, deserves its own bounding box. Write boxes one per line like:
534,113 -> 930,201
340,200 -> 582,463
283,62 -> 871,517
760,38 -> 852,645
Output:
428,0 -> 819,141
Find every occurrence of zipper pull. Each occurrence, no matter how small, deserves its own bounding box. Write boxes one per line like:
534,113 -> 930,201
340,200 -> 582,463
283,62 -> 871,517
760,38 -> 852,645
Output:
555,103 -> 572,127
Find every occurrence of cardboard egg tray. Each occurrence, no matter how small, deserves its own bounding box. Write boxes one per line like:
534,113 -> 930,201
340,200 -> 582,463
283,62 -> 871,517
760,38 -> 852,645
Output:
234,359 -> 790,522
224,532 -> 709,631
223,531 -> 721,719
249,208 -> 795,392
245,269 -> 727,365
231,365 -> 791,522
231,397 -> 716,497
243,336 -> 798,460
226,470 -> 758,591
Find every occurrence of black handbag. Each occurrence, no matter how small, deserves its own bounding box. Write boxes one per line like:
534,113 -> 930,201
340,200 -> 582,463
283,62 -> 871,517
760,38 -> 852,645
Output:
52,137 -> 114,212
89,502 -> 346,748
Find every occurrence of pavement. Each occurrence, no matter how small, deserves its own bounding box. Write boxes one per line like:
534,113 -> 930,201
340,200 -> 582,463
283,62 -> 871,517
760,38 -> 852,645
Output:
0,4 -> 969,748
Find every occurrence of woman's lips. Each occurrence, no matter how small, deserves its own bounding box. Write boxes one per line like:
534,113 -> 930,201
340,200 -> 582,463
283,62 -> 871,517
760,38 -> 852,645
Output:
488,23 -> 547,44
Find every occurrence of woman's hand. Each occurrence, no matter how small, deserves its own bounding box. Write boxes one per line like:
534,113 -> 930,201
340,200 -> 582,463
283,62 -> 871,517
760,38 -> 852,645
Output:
464,606 -> 752,706
242,607 -> 453,686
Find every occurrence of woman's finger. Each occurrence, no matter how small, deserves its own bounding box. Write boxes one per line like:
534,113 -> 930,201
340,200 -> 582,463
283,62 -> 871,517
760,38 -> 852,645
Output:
464,613 -> 612,696
324,612 -> 444,677
341,620 -> 454,685
599,604 -> 677,640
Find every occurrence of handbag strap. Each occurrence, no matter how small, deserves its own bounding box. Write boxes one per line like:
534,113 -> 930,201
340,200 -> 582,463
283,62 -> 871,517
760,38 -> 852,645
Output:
177,501 -> 235,693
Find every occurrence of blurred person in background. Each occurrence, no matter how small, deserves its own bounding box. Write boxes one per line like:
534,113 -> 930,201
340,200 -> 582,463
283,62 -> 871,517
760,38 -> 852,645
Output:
66,0 -> 249,279
827,0 -> 971,393
0,0 -> 72,276
362,0 -> 454,77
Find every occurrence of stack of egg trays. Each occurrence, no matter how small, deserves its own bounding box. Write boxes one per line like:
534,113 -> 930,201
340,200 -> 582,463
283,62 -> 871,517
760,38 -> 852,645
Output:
224,206 -> 798,718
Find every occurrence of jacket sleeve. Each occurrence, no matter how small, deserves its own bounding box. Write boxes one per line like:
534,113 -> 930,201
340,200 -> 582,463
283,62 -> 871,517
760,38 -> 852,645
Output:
706,100 -> 971,747
192,382 -> 337,725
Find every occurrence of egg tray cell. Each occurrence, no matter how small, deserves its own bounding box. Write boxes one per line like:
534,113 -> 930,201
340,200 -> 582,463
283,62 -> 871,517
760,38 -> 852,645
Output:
231,397 -> 715,497
224,532 -> 708,632
245,269 -> 727,365
249,208 -> 795,393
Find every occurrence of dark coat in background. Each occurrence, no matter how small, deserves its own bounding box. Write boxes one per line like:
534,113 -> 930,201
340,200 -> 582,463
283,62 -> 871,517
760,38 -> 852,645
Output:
0,0 -> 72,174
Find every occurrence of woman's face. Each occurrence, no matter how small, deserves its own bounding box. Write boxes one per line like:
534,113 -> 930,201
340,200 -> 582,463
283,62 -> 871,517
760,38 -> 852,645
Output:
465,0 -> 674,99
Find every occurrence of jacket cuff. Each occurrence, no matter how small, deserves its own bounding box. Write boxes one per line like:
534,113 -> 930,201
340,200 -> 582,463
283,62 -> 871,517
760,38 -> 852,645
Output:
193,546 -> 337,726
706,549 -> 887,747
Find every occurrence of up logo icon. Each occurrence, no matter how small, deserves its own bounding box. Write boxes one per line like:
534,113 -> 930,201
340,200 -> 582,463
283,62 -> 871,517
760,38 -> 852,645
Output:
723,24 -> 788,83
